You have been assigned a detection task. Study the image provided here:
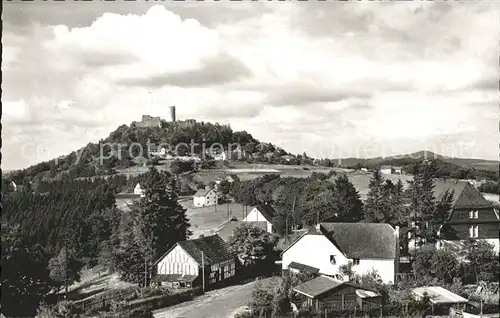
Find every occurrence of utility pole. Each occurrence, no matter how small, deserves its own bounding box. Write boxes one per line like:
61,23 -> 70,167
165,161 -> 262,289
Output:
215,193 -> 218,212
201,251 -> 205,293
65,231 -> 68,298
289,196 -> 296,238
144,253 -> 148,288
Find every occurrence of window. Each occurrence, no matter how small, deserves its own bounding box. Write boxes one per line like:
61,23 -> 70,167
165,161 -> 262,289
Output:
469,210 -> 478,219
330,255 -> 336,265
179,282 -> 186,288
469,225 -> 479,238
352,258 -> 360,265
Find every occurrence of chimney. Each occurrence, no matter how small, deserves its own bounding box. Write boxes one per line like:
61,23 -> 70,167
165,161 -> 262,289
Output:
394,225 -> 400,282
169,106 -> 176,122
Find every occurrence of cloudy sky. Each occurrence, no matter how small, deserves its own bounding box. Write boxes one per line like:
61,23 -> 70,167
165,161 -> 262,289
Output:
2,1 -> 499,170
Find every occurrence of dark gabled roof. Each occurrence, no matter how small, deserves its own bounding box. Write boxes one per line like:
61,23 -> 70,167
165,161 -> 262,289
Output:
320,223 -> 397,259
177,234 -> 235,266
254,204 -> 277,222
194,188 -> 214,197
216,221 -> 267,242
227,174 -> 240,182
288,262 -> 320,274
434,179 -> 492,208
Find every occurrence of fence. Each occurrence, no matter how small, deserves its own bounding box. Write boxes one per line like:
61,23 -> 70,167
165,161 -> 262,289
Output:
72,286 -> 204,315
72,288 -> 138,313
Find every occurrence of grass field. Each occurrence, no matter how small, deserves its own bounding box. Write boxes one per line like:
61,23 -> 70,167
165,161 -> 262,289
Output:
180,200 -> 250,239
335,172 -> 414,200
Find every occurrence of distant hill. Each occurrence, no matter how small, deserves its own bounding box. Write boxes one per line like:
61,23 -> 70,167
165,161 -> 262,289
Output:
333,150 -> 499,172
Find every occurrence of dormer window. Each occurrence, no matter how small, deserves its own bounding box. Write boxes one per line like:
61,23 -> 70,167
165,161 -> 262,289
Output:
330,255 -> 336,265
469,210 -> 478,219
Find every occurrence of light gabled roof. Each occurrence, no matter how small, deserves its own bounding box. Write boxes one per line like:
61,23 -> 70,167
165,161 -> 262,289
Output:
412,286 -> 468,304
288,262 -> 320,274
293,276 -> 376,299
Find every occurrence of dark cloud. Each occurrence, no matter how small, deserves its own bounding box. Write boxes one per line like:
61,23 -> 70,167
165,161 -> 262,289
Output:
469,77 -> 499,91
201,105 -> 261,120
264,83 -> 371,106
117,53 -> 252,88
75,50 -> 138,68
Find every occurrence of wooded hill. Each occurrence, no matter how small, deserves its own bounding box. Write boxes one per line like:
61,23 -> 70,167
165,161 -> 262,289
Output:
4,120 -> 287,183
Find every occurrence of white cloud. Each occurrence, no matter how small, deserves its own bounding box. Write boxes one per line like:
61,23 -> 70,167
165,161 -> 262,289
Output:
1,2 -> 499,170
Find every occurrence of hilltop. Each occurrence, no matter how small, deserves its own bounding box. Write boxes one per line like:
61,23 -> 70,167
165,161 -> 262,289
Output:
4,117 -> 298,183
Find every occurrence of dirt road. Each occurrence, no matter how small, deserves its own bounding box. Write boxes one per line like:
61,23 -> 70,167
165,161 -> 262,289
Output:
152,277 -> 279,318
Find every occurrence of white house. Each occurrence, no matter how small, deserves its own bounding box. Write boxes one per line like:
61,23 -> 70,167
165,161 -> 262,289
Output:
213,152 -> 227,161
150,147 -> 167,157
154,234 -> 236,289
243,204 -> 277,233
214,174 -> 240,185
193,188 -> 218,207
380,166 -> 393,175
281,223 -> 399,284
380,166 -> 402,175
134,183 -> 145,197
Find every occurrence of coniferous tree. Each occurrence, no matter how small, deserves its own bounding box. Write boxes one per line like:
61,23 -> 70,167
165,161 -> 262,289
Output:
364,170 -> 387,222
117,167 -> 191,284
331,175 -> 364,222
1,224 -> 52,317
408,161 -> 453,246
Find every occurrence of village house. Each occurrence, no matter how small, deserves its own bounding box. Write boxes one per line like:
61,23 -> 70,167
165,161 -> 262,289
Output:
153,234 -> 236,289
412,286 -> 468,316
213,152 -> 227,161
433,179 -> 500,253
292,275 -> 382,313
281,223 -> 399,284
149,146 -> 167,158
193,188 -> 218,207
216,220 -> 268,242
214,174 -> 240,185
280,155 -> 295,162
134,183 -> 145,197
380,165 -> 402,175
243,204 -> 278,233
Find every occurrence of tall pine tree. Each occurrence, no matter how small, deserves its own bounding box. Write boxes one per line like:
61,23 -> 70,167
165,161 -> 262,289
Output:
363,170 -> 388,223
408,161 -> 453,246
129,167 -> 191,284
331,175 -> 364,222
